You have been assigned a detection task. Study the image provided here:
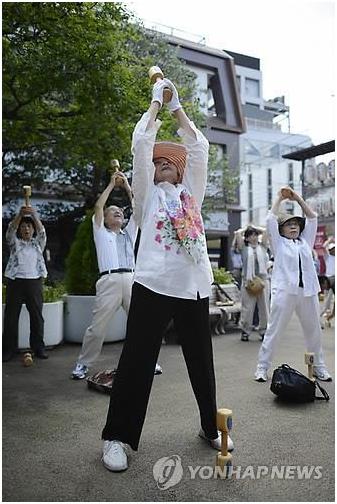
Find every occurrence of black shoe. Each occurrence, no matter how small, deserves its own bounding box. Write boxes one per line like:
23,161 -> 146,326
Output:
35,349 -> 49,359
259,333 -> 265,341
2,350 -> 15,362
241,332 -> 249,342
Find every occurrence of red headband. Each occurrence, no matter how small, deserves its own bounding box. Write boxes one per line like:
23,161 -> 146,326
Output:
153,142 -> 187,183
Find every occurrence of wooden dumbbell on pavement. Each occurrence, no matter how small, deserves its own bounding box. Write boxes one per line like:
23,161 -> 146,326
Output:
22,352 -> 33,367
215,408 -> 233,479
305,352 -> 315,381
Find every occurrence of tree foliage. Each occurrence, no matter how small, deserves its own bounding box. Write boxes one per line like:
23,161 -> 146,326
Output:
2,2 -> 203,214
202,144 -> 240,220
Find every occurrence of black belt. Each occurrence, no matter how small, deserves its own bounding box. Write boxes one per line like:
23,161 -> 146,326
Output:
99,268 -> 134,277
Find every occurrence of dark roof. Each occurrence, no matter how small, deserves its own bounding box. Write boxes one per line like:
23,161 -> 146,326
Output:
223,50 -> 260,70
282,140 -> 335,161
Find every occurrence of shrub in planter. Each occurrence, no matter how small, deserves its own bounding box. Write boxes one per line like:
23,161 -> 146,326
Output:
43,282 -> 67,302
65,211 -> 98,295
212,267 -> 234,285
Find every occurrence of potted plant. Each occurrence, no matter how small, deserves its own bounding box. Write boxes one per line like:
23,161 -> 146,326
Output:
212,267 -> 235,285
63,211 -> 127,343
2,282 -> 65,350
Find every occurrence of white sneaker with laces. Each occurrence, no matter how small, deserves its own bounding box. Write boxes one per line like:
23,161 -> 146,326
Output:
254,366 -> 268,382
102,440 -> 128,472
71,363 -> 88,380
313,367 -> 332,382
198,429 -> 234,452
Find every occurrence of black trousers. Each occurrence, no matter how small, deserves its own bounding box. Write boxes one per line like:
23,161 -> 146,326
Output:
102,282 -> 218,451
3,278 -> 45,353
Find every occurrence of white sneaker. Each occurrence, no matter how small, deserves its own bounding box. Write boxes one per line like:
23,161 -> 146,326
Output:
313,368 -> 332,382
254,366 -> 268,382
71,363 -> 88,380
102,440 -> 128,472
198,429 -> 234,452
155,363 -> 163,375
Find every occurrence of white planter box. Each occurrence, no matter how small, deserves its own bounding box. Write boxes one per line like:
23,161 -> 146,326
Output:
63,295 -> 126,343
2,301 -> 64,349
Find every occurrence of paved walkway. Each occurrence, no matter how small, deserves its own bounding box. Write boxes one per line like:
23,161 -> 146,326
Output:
2,315 -> 334,502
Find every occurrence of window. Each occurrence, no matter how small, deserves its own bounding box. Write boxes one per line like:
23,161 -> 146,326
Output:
269,144 -> 280,159
207,87 -> 216,115
248,173 -> 253,221
245,78 -> 260,98
288,163 -> 294,188
244,140 -> 260,157
267,168 -> 272,207
267,168 -> 272,186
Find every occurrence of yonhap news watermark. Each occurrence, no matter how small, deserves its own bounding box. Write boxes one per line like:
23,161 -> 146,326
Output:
152,455 -> 323,490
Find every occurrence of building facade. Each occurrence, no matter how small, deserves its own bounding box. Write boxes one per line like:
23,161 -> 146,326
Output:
225,50 -> 313,229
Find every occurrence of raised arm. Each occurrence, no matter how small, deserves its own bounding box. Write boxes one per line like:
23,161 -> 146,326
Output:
7,207 -> 26,233
131,83 -> 165,226
292,192 -> 316,219
164,77 -> 197,140
23,206 -> 44,233
6,206 -> 44,244
94,173 -> 121,227
323,236 -> 335,253
271,191 -> 284,216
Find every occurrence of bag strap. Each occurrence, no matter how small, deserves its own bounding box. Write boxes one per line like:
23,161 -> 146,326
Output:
280,364 -> 308,380
214,283 -> 233,302
314,381 -> 330,401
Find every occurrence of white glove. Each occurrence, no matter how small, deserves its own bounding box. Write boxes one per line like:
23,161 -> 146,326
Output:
151,80 -> 166,107
163,78 -> 182,112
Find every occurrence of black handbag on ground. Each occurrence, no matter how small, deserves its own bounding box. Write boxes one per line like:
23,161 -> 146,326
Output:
270,364 -> 330,402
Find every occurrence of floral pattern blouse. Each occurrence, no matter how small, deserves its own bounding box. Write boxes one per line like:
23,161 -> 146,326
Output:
4,222 -> 48,280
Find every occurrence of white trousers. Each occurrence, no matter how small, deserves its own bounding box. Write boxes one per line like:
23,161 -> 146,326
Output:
78,273 -> 133,367
257,288 -> 326,371
240,279 -> 269,335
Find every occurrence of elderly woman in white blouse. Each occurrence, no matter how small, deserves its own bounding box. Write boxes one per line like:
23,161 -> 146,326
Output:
3,206 -> 48,362
254,187 -> 332,383
101,78 -> 233,472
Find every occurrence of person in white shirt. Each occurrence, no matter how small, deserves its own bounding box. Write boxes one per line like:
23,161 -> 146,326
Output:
320,237 -> 335,323
254,187 -> 332,383
3,206 -> 48,362
71,171 -> 141,379
101,78 -> 233,472
323,238 -> 335,278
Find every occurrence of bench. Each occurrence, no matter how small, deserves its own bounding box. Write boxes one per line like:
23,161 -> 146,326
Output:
209,283 -> 242,335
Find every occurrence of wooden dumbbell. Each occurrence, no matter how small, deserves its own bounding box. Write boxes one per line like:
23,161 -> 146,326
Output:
305,352 -> 315,381
23,185 -> 32,207
280,187 -> 294,199
148,66 -> 173,104
22,352 -> 33,367
109,159 -> 124,188
215,408 -> 233,479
